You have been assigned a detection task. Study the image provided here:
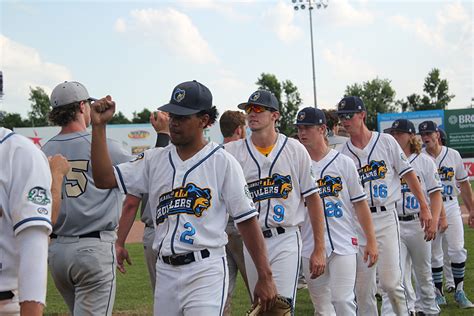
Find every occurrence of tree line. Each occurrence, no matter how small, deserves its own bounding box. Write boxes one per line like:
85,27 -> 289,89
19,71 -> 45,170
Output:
0,68 -> 454,134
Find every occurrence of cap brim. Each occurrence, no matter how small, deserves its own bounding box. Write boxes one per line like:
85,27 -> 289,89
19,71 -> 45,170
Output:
237,102 -> 278,111
417,129 -> 438,134
384,127 -> 414,134
158,103 -> 201,115
336,109 -> 363,114
295,122 -> 324,126
88,97 -> 98,102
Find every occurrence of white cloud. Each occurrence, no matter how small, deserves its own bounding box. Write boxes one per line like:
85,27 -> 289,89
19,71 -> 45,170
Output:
389,1 -> 471,50
175,0 -> 253,20
115,8 -> 218,64
0,34 -> 72,116
114,18 -> 127,33
263,1 -> 303,43
322,42 -> 377,82
325,0 -> 375,27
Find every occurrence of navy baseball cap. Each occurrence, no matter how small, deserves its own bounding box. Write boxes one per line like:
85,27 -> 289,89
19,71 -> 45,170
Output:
383,119 -> 416,134
159,80 -> 212,115
238,90 -> 279,111
50,81 -> 97,108
336,96 -> 366,114
295,107 -> 326,126
418,120 -> 439,134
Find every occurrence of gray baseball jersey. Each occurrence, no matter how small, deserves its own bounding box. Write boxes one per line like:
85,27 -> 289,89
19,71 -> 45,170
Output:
42,131 -> 131,235
0,128 -> 53,291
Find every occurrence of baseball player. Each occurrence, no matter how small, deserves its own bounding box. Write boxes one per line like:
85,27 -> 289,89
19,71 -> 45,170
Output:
48,155 -> 72,225
89,80 -> 278,315
323,109 -> 349,151
115,111 -> 171,292
225,90 -> 326,309
419,120 -> 474,308
0,127 -> 53,315
42,81 -> 132,315
380,119 -> 442,315
337,96 -> 433,315
296,107 -> 378,316
219,110 -> 252,315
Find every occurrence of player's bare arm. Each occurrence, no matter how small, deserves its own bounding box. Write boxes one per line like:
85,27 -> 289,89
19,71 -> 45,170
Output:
20,301 -> 44,316
403,170 -> 432,230
426,190 -> 443,241
116,194 -> 141,273
237,216 -> 277,312
48,154 -> 70,225
90,96 -> 118,189
438,203 -> 448,232
353,199 -> 378,267
459,180 -> 474,229
305,192 -> 326,278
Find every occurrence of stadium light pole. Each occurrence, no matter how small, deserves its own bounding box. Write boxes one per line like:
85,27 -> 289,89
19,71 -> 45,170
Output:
292,0 -> 328,108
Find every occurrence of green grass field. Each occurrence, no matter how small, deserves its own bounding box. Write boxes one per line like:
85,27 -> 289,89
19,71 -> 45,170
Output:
45,225 -> 474,315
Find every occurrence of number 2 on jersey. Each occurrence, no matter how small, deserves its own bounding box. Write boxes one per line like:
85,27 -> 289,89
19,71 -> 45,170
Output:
65,160 -> 89,198
180,222 -> 196,244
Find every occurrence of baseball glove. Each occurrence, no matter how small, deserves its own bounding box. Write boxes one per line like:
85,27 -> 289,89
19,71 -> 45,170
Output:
246,295 -> 293,316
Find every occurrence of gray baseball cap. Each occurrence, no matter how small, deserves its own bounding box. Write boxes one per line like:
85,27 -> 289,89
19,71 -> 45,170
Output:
50,81 -> 97,108
238,90 -> 279,111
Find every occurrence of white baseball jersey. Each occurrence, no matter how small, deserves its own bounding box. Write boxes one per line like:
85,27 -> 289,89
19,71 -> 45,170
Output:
339,132 -> 413,209
422,146 -> 469,199
0,128 -> 53,291
114,142 -> 257,257
301,149 -> 367,259
398,153 -> 442,216
225,134 -> 319,229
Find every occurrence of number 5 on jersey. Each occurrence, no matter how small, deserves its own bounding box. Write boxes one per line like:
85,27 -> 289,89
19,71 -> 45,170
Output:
65,160 -> 89,198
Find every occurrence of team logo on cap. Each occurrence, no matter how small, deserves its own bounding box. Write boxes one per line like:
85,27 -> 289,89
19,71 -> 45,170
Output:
358,160 -> 387,185
173,88 -> 186,103
420,122 -> 428,131
317,175 -> 343,198
247,173 -> 293,202
250,91 -> 260,102
338,100 -> 346,109
298,111 -> 306,121
155,183 -> 212,225
393,120 -> 400,128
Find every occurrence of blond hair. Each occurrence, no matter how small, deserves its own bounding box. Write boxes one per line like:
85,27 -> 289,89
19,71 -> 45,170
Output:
409,135 -> 422,154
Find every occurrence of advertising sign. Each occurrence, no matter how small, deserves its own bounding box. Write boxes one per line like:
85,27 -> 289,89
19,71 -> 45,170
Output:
443,109 -> 474,156
377,110 -> 444,133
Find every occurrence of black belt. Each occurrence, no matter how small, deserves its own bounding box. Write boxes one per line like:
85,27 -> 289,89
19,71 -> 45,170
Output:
0,291 -> 14,301
50,231 -> 101,239
162,249 -> 210,266
262,227 -> 286,238
398,214 -> 419,221
443,196 -> 454,202
370,206 -> 387,213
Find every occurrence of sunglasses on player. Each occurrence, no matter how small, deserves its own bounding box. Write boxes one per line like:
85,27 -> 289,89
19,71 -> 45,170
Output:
245,104 -> 271,114
337,112 -> 357,121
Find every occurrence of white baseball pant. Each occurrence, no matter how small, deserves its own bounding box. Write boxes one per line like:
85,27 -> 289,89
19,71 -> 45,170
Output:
302,253 -> 357,315
355,210 -> 408,316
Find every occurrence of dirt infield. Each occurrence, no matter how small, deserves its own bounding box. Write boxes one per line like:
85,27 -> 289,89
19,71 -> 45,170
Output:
125,206 -> 471,244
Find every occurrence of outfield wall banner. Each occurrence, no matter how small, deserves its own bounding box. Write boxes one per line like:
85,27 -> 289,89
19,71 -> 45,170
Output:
444,109 -> 474,156
15,123 -> 223,155
377,110 -> 444,133
463,158 -> 474,180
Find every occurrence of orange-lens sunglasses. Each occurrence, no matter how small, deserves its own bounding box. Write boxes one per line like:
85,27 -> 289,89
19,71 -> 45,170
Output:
245,104 -> 267,114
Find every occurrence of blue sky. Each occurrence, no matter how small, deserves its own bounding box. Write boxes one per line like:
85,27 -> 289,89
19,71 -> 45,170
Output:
1,0 -> 472,119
